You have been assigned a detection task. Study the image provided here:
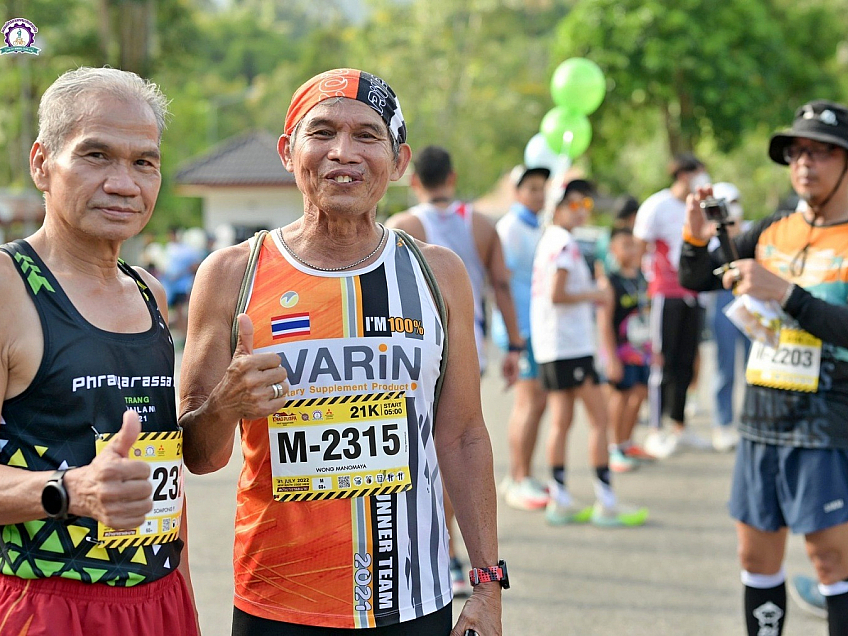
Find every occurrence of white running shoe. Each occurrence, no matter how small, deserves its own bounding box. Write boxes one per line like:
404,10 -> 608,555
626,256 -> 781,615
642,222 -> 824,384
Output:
644,430 -> 679,459
504,478 -> 549,511
675,428 -> 713,451
712,426 -> 739,452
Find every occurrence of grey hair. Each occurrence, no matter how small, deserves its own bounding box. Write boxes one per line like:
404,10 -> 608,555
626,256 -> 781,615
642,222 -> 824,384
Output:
288,98 -> 401,161
37,67 -> 170,152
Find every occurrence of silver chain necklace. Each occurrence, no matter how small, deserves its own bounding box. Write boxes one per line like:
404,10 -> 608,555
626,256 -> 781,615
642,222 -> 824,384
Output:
277,224 -> 387,272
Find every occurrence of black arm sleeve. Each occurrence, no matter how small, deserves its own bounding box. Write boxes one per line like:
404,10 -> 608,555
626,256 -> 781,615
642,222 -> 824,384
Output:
783,285 -> 848,349
678,211 -> 791,292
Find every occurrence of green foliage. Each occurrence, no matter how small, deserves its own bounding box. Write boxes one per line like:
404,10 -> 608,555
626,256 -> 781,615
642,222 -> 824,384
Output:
551,0 -> 845,218
1,0 -> 847,228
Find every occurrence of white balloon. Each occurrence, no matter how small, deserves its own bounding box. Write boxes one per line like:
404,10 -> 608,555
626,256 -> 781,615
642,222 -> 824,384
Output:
524,133 -> 558,172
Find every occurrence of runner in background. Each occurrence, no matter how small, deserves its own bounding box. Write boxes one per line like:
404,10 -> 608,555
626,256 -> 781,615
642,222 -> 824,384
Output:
387,145 -> 521,597
597,228 -> 653,472
634,154 -> 713,459
532,181 -> 648,528
705,182 -> 749,453
491,165 -> 552,512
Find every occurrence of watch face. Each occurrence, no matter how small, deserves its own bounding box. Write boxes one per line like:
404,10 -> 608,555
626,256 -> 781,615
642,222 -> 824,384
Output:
41,482 -> 66,517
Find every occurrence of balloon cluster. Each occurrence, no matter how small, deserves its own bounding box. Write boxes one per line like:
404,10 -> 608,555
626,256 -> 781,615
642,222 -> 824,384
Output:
524,58 -> 606,171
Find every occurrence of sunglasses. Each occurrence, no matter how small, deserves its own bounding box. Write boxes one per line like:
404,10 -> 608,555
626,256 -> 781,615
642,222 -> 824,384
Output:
783,144 -> 837,163
564,197 -> 594,212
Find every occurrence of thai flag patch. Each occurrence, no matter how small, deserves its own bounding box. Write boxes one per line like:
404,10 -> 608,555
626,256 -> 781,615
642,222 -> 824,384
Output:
271,313 -> 310,339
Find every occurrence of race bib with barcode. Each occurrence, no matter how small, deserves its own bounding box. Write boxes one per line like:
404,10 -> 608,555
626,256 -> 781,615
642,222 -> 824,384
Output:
268,391 -> 412,502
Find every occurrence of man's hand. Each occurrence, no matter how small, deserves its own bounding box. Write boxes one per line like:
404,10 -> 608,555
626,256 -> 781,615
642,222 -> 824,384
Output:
207,314 -> 290,423
65,410 -> 153,529
501,351 -> 520,388
684,186 -> 716,244
721,259 -> 792,302
452,585 -> 502,636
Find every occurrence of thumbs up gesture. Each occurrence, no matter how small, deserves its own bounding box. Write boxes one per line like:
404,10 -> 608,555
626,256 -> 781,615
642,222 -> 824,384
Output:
209,313 -> 290,423
65,410 -> 154,529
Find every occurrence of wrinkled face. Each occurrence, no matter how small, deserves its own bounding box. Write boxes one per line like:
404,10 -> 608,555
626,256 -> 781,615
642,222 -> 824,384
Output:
31,95 -> 162,242
787,138 -> 848,205
280,99 -> 409,218
515,174 -> 547,214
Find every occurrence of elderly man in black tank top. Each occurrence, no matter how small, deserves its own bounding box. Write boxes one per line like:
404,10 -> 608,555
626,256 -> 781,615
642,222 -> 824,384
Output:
0,67 -> 198,634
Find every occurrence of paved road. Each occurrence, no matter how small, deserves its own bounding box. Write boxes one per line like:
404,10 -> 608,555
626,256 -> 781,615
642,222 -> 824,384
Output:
183,343 -> 824,635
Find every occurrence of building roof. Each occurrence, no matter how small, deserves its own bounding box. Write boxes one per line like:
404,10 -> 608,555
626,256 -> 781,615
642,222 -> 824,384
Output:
174,131 -> 296,187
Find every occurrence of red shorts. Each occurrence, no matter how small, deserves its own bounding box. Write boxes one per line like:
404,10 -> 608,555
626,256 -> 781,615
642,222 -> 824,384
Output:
0,571 -> 198,636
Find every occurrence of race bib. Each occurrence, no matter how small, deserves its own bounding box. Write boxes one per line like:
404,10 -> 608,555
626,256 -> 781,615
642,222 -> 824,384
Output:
94,430 -> 184,548
268,391 -> 412,502
746,327 -> 822,393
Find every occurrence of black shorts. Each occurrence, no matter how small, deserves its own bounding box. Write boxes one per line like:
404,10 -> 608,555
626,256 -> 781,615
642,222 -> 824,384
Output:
232,605 -> 452,636
538,356 -> 598,391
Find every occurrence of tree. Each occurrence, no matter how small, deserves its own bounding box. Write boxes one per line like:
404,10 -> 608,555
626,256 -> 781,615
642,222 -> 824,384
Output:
553,0 -> 843,157
334,0 -> 573,200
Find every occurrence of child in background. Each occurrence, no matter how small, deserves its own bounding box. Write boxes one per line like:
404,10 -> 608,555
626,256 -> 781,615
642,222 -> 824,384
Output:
598,228 -> 655,471
531,181 -> 648,527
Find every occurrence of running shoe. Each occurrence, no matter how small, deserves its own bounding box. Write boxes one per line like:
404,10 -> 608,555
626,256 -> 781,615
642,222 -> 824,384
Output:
609,449 -> 639,473
545,499 -> 592,526
644,430 -> 679,459
675,429 -> 713,451
712,426 -> 739,452
504,477 -> 549,511
449,557 -> 472,598
590,501 -> 649,528
788,574 -> 827,620
623,444 -> 656,462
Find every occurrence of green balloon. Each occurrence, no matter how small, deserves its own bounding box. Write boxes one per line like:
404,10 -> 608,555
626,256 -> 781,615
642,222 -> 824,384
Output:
540,107 -> 592,159
550,58 -> 606,115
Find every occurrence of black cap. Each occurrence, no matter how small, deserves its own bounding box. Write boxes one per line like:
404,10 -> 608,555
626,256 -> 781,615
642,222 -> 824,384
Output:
769,100 -> 848,165
562,178 -> 594,198
613,195 -> 640,220
510,165 -> 551,188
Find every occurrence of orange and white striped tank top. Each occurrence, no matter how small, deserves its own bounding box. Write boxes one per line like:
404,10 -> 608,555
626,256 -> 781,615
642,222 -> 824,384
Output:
234,229 -> 451,628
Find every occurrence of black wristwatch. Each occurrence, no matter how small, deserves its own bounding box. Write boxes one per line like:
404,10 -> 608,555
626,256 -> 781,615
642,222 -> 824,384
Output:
468,559 -> 510,589
507,342 -> 525,353
42,469 -> 72,520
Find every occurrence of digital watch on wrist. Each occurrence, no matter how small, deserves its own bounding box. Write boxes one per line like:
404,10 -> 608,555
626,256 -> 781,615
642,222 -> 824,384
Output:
468,559 -> 510,589
41,469 -> 71,520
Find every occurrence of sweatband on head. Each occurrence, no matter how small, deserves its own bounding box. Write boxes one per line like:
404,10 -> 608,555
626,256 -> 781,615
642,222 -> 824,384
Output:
284,68 -> 407,145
